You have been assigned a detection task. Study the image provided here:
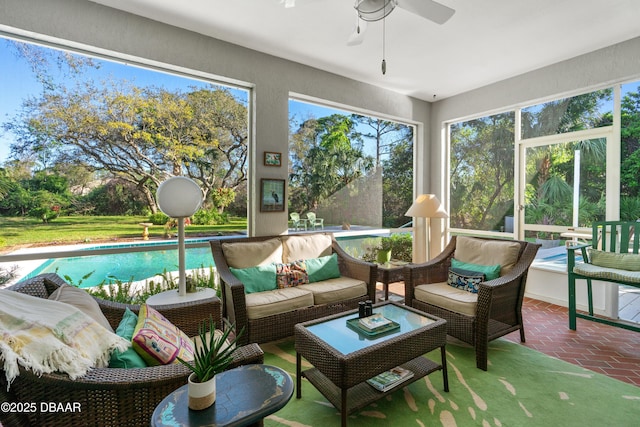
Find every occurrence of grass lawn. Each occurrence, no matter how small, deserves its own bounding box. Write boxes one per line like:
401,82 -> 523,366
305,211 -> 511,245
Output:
0,215 -> 248,251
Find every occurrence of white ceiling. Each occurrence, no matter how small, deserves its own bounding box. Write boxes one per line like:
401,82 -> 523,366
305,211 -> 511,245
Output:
89,0 -> 640,102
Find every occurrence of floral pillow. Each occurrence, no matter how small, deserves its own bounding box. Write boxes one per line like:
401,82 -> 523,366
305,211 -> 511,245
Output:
275,260 -> 309,288
131,304 -> 195,366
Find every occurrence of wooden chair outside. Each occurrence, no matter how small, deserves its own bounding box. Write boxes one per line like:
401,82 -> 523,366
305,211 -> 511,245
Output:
306,212 -> 324,230
289,212 -> 306,231
567,220 -> 640,332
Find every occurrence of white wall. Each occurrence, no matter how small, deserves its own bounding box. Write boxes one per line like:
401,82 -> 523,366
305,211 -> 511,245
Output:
0,0 -> 431,237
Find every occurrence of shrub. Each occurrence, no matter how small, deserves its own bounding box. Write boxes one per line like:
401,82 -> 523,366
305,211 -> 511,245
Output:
192,209 -> 228,225
148,212 -> 169,225
87,266 -> 219,304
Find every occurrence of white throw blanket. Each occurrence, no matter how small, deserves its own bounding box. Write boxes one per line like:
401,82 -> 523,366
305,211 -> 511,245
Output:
0,289 -> 129,390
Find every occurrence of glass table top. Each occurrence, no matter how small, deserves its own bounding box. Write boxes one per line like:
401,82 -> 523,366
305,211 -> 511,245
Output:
304,304 -> 435,355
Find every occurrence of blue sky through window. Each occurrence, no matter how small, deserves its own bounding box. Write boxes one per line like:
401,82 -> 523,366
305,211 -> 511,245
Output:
0,38 -> 247,163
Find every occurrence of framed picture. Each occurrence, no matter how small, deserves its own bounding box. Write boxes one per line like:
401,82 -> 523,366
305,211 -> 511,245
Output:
260,179 -> 285,212
264,151 -> 282,167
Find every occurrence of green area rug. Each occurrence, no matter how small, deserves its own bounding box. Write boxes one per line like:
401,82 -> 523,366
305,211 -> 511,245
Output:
262,338 -> 640,426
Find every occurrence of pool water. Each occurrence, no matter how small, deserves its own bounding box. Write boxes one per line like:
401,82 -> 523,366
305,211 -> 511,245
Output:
22,233 -> 398,288
26,246 -> 215,288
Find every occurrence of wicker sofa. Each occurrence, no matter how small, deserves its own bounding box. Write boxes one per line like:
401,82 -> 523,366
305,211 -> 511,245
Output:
0,273 -> 264,427
404,236 -> 540,371
210,233 -> 377,345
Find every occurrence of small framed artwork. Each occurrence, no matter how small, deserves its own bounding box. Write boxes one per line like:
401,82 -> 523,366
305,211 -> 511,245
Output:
260,179 -> 285,212
264,151 -> 282,167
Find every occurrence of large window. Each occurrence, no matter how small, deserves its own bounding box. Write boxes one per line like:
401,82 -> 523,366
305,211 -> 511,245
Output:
0,38 -> 250,230
521,90 -> 613,139
288,99 -> 414,229
620,81 -> 640,220
449,112 -> 515,233
449,83 -> 640,240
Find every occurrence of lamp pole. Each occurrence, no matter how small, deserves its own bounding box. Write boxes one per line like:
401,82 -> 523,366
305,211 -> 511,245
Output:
156,176 -> 203,296
177,216 -> 187,296
405,194 -> 448,263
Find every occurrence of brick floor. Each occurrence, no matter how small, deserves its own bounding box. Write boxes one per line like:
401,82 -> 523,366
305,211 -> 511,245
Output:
381,282 -> 640,387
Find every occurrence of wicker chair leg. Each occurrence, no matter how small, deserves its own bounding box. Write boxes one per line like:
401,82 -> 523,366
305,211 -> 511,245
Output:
476,343 -> 488,371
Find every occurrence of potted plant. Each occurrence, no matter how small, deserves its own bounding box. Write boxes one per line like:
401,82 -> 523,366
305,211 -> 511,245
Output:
376,237 -> 393,264
363,234 -> 413,264
177,316 -> 244,410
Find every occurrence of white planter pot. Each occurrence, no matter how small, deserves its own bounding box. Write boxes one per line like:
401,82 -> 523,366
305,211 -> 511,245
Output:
187,372 -> 216,410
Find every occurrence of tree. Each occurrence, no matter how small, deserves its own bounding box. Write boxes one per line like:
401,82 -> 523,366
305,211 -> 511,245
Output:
5,82 -> 248,213
381,139 -> 413,227
621,87 -> 640,198
351,114 -> 409,167
450,112 -> 515,230
289,114 -> 373,213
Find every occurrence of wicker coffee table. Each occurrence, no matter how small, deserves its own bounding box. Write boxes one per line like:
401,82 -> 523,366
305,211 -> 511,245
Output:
295,301 -> 448,427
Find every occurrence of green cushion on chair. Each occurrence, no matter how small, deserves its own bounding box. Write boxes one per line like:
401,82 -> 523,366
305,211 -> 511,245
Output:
451,258 -> 501,281
589,249 -> 640,271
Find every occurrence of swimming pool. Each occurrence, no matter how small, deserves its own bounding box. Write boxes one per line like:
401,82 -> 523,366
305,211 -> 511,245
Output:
25,244 -> 216,288
22,233 -> 395,288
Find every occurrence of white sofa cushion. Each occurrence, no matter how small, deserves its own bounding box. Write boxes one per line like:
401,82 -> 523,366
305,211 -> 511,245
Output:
245,287 -> 314,320
454,236 -> 521,275
414,282 -> 478,316
297,277 -> 367,305
282,234 -> 333,263
222,237 -> 283,269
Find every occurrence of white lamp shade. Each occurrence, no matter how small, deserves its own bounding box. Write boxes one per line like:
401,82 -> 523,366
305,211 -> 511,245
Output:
405,194 -> 448,218
156,176 -> 203,218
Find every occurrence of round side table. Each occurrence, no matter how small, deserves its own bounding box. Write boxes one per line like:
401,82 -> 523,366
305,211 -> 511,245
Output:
151,364 -> 293,427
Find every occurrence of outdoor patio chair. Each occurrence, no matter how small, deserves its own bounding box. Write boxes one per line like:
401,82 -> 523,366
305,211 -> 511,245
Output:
567,220 -> 640,333
0,273 -> 264,427
306,212 -> 324,230
290,212 -> 306,231
404,236 -> 540,370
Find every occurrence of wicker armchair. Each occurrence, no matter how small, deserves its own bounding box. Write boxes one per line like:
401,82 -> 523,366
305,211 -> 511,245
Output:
0,273 -> 264,427
404,236 -> 540,371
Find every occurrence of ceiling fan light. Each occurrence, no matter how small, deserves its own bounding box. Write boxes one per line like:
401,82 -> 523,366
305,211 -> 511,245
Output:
354,0 -> 398,22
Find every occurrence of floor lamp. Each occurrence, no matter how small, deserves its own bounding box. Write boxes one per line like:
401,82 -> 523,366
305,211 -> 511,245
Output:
405,194 -> 448,262
156,176 -> 203,297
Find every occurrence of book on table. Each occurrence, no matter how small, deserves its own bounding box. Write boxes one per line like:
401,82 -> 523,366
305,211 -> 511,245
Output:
366,366 -> 414,392
358,313 -> 393,332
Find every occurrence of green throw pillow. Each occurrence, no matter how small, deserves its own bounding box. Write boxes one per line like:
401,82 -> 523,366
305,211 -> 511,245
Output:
589,249 -> 640,271
451,258 -> 501,281
109,308 -> 148,368
230,264 -> 278,294
306,253 -> 341,282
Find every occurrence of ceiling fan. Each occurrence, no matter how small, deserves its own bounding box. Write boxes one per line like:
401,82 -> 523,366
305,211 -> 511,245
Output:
347,0 -> 455,46
280,0 -> 455,74
279,1 -> 455,44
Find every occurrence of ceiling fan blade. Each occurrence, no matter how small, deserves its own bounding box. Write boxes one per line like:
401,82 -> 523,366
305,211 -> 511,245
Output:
347,18 -> 368,46
399,0 -> 455,25
278,0 -> 296,8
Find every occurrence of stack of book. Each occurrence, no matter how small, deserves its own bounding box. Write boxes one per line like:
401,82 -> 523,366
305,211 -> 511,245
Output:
358,313 -> 393,332
366,366 -> 414,392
